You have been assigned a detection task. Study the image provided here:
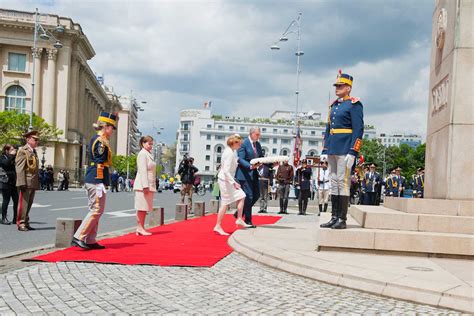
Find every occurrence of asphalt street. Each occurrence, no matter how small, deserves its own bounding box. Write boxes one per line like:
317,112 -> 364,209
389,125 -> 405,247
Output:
0,189 -> 211,255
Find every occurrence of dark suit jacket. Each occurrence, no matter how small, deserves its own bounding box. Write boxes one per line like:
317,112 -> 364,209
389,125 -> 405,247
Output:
236,138 -> 263,182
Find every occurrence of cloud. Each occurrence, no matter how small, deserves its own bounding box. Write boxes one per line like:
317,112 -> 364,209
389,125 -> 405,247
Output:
2,0 -> 434,142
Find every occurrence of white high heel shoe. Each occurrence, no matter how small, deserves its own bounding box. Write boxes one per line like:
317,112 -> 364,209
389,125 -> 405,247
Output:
235,218 -> 252,228
213,227 -> 229,236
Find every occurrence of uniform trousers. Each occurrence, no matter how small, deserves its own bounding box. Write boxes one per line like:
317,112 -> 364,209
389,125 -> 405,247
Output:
17,189 -> 36,227
328,155 -> 351,197
74,183 -> 106,244
259,178 -> 269,211
318,189 -> 330,205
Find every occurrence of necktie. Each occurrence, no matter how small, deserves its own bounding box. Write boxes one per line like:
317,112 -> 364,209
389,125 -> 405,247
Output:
252,142 -> 257,156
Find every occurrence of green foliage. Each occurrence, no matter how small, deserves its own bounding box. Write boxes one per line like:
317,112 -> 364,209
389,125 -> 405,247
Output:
112,154 -> 137,177
0,111 -> 62,146
360,139 -> 425,178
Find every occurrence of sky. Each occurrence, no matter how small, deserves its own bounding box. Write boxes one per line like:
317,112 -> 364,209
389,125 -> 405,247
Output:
2,0 -> 435,144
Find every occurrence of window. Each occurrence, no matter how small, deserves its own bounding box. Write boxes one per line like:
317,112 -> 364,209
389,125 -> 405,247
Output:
5,85 -> 26,113
281,149 -> 288,156
207,124 -> 212,129
216,146 -> 223,154
183,133 -> 189,141
218,125 -> 223,130
229,126 -> 234,130
273,128 -> 278,133
282,139 -> 289,144
182,122 -> 189,131
262,128 -> 267,132
260,138 -> 269,143
309,141 -> 317,146
215,135 -> 224,140
182,144 -> 188,151
240,126 -> 245,131
205,166 -> 210,171
8,53 -> 26,72
364,134 -> 369,139
206,145 -> 211,150
273,138 -> 278,144
311,130 -> 316,135
206,134 -> 211,140
283,129 -> 288,133
205,155 -> 210,161
216,157 -> 221,163
272,148 -> 277,154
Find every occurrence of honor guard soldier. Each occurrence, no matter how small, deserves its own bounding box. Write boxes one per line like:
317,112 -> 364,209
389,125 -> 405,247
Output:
72,112 -> 117,250
415,167 -> 425,198
15,131 -> 40,231
320,70 -> 364,229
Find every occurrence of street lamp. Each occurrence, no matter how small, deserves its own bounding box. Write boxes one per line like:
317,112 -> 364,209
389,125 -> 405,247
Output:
271,13 -> 304,163
29,8 -> 64,131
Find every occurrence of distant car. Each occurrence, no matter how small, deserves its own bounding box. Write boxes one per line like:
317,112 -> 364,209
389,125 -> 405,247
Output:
173,181 -> 182,193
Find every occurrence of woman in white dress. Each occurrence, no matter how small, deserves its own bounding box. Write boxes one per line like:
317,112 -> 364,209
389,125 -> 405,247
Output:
133,136 -> 157,236
213,134 -> 251,235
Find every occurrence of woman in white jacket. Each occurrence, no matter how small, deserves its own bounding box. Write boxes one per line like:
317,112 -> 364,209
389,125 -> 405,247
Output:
213,134 -> 251,235
133,136 -> 157,236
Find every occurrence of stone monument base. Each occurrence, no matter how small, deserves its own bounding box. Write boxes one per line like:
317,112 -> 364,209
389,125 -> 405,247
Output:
315,197 -> 474,258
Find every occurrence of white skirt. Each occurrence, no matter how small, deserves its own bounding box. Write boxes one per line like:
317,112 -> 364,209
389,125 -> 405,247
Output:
135,190 -> 154,212
218,179 -> 246,206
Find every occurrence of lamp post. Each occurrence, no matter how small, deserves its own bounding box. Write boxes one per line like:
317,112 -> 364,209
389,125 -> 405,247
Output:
271,13 -> 304,128
271,13 -> 304,165
41,146 -> 46,169
29,8 -> 64,131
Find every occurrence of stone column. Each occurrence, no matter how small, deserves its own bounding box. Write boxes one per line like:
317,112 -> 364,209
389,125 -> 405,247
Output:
31,47 -> 43,115
425,0 -> 474,200
43,48 -> 57,125
68,57 -> 80,131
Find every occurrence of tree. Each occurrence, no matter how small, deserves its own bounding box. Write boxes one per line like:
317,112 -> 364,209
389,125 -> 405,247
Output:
162,143 -> 177,174
112,154 -> 137,177
0,111 -> 62,146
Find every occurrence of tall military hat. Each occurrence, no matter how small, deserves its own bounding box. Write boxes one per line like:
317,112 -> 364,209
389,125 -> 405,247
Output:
333,69 -> 353,86
23,130 -> 40,139
97,111 -> 118,129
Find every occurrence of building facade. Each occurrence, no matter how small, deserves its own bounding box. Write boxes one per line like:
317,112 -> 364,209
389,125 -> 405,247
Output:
116,95 -> 140,156
0,9 -> 122,184
175,108 -> 377,180
378,133 -> 423,148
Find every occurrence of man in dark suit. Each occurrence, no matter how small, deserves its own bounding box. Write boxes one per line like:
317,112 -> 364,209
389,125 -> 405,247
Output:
362,163 -> 381,205
235,127 -> 263,227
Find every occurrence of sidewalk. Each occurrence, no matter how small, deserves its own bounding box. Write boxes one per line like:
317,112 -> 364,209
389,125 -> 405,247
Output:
229,208 -> 473,313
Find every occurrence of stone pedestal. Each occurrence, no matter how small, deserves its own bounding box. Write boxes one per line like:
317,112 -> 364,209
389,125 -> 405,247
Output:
175,204 -> 188,221
425,0 -> 474,201
194,201 -> 205,217
149,207 -> 164,227
55,218 -> 82,248
209,200 -> 220,214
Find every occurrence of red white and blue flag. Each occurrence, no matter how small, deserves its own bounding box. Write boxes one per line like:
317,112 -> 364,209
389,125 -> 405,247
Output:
293,126 -> 302,166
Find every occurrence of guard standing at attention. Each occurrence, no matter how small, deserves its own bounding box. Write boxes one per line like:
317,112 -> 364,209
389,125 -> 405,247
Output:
72,112 -> 117,250
320,70 -> 364,229
15,131 -> 40,231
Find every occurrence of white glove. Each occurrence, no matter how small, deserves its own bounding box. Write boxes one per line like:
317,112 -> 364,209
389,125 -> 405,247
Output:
96,183 -> 106,198
320,154 -> 328,162
344,154 -> 356,169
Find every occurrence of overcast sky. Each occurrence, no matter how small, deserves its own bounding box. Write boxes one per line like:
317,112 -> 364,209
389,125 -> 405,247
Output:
3,0 -> 434,143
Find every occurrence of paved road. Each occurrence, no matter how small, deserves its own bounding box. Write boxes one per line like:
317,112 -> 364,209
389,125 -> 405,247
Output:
0,248 -> 452,314
0,189 -> 211,255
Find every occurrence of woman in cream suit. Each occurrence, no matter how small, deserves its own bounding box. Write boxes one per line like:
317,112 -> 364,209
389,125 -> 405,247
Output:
213,134 -> 251,235
133,136 -> 156,236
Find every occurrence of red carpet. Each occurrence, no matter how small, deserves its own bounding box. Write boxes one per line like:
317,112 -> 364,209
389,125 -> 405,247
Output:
29,215 -> 280,267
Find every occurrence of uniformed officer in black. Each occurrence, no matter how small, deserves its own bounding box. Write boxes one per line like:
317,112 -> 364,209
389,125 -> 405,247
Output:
362,163 -> 381,205
320,71 -> 364,229
415,167 -> 425,198
72,112 -> 117,250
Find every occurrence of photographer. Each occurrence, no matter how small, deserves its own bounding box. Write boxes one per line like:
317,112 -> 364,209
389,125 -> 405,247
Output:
178,156 -> 198,213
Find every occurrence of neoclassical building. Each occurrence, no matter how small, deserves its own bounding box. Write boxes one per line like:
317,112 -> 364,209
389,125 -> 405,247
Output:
0,8 -> 122,184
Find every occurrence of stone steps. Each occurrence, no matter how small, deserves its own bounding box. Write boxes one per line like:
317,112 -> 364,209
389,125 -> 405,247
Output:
350,205 -> 474,234
383,197 -> 473,217
316,213 -> 474,257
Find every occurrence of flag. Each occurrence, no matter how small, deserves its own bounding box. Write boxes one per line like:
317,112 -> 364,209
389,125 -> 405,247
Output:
293,126 -> 302,166
204,100 -> 212,108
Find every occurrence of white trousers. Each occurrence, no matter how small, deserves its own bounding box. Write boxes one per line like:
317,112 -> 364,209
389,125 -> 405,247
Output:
328,155 -> 351,197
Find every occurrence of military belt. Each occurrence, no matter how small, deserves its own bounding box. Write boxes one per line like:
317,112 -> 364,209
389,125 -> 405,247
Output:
90,162 -> 110,167
330,128 -> 353,135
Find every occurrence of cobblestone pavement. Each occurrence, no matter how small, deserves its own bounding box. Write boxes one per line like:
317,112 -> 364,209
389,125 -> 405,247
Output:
0,251 -> 456,315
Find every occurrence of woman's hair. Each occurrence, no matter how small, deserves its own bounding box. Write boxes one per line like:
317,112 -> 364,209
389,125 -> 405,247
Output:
139,135 -> 154,148
227,134 -> 242,147
2,144 -> 13,155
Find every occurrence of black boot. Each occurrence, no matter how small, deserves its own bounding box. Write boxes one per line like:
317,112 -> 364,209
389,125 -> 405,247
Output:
320,195 -> 339,228
323,203 -> 328,213
318,204 -> 323,214
302,199 -> 308,215
332,196 -> 349,229
278,199 -> 284,214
